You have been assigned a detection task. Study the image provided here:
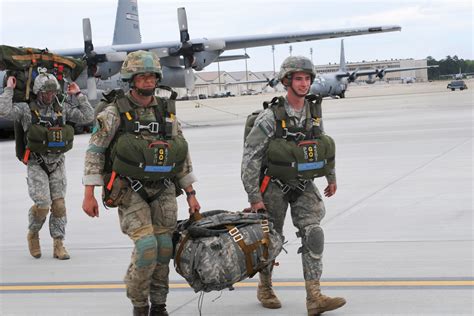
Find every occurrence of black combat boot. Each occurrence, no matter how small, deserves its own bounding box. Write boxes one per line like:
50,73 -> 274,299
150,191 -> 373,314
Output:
149,304 -> 168,316
133,305 -> 149,316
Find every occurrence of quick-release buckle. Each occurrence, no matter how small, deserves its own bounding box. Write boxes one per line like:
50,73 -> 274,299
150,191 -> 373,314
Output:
35,154 -> 45,165
38,119 -> 53,128
261,220 -> 270,233
281,128 -> 306,141
130,179 -> 143,192
134,121 -> 159,134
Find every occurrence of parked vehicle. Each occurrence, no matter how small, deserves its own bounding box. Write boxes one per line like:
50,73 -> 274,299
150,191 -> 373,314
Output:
447,80 -> 468,91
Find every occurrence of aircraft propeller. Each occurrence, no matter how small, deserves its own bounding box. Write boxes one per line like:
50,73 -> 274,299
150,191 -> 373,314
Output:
168,8 -> 225,69
347,68 -> 359,82
82,18 -> 127,100
82,18 -> 104,100
375,68 -> 386,79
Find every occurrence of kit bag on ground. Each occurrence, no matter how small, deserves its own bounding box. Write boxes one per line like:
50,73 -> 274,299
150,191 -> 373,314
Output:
173,210 -> 283,293
0,45 -> 85,102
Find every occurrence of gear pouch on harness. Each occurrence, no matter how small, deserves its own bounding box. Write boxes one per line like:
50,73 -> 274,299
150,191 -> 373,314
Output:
26,124 -> 74,154
112,133 -> 188,181
102,172 -> 130,208
174,210 -> 283,293
267,134 -> 335,182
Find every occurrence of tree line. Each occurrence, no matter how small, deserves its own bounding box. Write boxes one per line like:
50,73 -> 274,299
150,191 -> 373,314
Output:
426,56 -> 474,80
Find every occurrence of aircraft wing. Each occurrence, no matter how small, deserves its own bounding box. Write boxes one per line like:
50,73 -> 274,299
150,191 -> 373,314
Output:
52,26 -> 401,60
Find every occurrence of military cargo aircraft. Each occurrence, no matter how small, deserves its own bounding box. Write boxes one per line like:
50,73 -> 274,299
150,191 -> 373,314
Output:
439,68 -> 474,80
0,0 -> 402,130
49,0 -> 402,100
308,40 -> 439,98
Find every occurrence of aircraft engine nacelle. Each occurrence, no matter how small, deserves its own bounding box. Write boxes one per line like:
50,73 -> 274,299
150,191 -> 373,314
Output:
192,51 -> 220,71
161,67 -> 195,90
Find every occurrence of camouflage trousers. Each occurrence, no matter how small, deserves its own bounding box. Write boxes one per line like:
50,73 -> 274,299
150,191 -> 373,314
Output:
26,157 -> 67,239
261,181 -> 326,281
118,182 -> 177,307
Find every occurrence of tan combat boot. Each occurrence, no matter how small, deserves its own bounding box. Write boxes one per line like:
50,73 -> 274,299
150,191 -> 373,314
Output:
257,272 -> 282,309
305,280 -> 346,315
27,231 -> 41,258
53,238 -> 70,260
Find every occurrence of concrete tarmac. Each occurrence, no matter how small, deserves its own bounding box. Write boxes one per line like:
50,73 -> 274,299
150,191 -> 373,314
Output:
1,81 -> 473,315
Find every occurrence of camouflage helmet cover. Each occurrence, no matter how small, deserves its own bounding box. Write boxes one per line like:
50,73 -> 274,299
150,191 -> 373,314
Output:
32,73 -> 60,94
120,50 -> 163,81
278,56 -> 316,82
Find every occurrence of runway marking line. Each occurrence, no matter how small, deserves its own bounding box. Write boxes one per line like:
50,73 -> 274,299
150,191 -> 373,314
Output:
1,280 -> 473,292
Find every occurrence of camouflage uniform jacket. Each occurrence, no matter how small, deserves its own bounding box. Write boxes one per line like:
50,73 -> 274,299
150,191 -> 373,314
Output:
242,96 -> 336,203
83,92 -> 197,188
0,87 -> 94,164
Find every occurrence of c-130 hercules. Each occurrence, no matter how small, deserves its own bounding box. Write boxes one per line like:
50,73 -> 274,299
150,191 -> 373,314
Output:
45,0 -> 401,100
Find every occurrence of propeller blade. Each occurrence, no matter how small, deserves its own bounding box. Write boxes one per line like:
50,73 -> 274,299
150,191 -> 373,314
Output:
82,18 -> 93,54
177,7 -> 189,43
86,77 -> 97,100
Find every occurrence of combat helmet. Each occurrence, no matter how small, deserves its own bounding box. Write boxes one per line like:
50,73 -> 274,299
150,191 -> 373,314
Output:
278,56 -> 315,84
32,72 -> 60,94
120,50 -> 163,82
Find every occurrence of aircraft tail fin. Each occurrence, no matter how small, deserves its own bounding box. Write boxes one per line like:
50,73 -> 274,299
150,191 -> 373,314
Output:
113,0 -> 142,45
339,39 -> 346,72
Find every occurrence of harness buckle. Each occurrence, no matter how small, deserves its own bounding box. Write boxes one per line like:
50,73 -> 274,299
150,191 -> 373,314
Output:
163,178 -> 172,188
271,178 -> 291,194
134,121 -> 160,134
129,179 -> 143,192
35,154 -> 45,165
38,119 -> 52,127
281,128 -> 288,139
296,179 -> 308,192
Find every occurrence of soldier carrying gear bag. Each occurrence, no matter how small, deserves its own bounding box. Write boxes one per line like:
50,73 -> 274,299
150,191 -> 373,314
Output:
82,50 -> 200,316
241,56 -> 346,315
0,68 -> 94,261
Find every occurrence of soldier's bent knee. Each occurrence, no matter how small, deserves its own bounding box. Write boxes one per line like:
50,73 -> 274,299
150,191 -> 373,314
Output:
31,205 -> 50,221
135,235 -> 158,268
298,224 -> 324,257
51,198 -> 66,217
156,234 -> 173,264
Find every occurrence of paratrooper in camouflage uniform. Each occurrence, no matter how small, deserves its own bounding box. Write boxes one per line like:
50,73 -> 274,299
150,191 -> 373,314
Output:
82,50 -> 200,316
0,72 -> 94,260
242,56 -> 346,315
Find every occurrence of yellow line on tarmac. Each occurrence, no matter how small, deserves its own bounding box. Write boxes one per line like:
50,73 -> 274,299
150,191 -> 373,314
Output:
1,280 -> 473,292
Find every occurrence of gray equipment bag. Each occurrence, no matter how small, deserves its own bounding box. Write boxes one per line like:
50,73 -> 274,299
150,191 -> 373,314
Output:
174,210 -> 283,292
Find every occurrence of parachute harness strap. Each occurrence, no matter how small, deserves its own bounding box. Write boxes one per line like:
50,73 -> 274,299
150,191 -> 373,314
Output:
226,221 -> 271,277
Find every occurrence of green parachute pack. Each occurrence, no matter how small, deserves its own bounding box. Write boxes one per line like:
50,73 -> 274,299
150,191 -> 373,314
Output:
0,45 -> 85,102
243,95 -> 336,181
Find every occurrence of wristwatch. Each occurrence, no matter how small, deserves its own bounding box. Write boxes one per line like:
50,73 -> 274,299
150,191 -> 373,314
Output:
185,190 -> 196,197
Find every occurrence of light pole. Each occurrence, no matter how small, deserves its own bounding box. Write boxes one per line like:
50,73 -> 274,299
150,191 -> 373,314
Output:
310,47 -> 313,64
244,48 -> 249,91
289,45 -> 292,56
217,59 -> 221,92
272,45 -> 276,77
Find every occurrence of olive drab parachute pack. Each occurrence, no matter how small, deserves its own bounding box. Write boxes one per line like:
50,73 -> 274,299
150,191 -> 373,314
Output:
173,210 -> 283,293
96,86 -> 186,207
0,45 -> 85,102
243,94 -> 336,182
14,95 -> 75,172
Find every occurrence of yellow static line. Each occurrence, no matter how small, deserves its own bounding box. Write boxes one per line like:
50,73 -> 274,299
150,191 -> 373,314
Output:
1,280 -> 472,292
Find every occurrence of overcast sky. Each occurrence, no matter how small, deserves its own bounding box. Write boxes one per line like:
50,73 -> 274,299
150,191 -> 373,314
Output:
0,0 -> 472,73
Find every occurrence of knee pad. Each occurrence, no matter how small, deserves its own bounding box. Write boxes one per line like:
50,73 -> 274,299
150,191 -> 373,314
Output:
135,235 -> 158,268
297,224 -> 324,257
31,205 -> 49,221
51,198 -> 66,217
156,234 -> 173,264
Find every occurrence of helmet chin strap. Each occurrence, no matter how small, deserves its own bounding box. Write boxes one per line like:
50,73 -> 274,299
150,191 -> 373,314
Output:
135,88 -> 155,97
